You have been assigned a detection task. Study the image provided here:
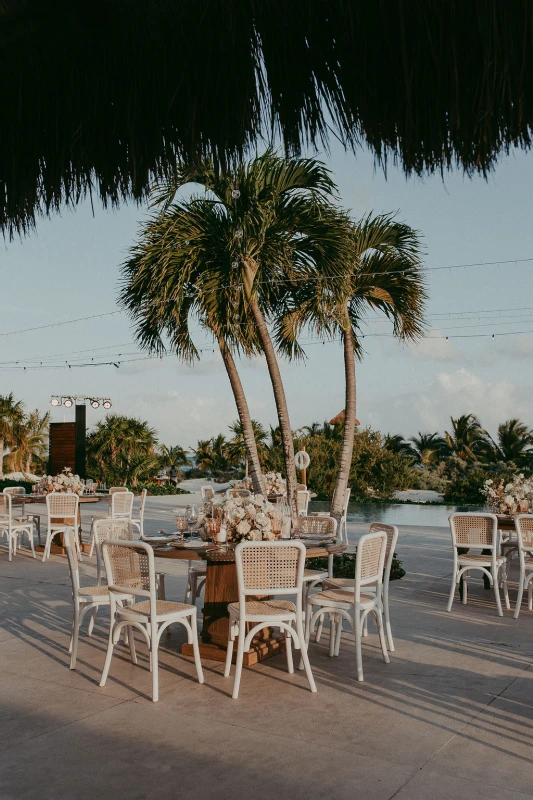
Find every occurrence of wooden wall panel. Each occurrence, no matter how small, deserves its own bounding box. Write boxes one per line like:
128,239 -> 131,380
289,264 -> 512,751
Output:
49,422 -> 76,475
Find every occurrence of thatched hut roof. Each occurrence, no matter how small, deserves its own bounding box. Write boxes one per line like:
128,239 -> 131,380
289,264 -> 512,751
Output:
330,410 -> 360,426
2,1 -> 533,236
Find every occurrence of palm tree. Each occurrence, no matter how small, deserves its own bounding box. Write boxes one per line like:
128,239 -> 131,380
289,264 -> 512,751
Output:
193,435 -> 237,476
0,393 -> 25,479
410,432 -> 447,467
444,414 -> 494,462
383,434 -> 417,462
123,152 -> 347,509
7,409 -> 50,475
495,419 -> 533,465
226,419 -> 268,477
276,213 -> 426,516
86,415 -> 159,486
158,444 -> 190,471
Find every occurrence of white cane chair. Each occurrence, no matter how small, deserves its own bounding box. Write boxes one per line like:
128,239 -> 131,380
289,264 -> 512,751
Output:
3,486 -> 41,544
447,513 -> 509,616
201,485 -> 215,501
0,493 -> 35,561
224,540 -> 316,699
324,523 -> 399,651
304,531 -> 390,681
296,490 -> 311,517
513,515 -> 533,618
89,491 -> 134,556
109,486 -> 128,495
42,493 -> 80,562
296,483 -> 307,491
99,539 -> 204,702
131,488 -> 147,538
63,527 -> 132,670
293,516 -> 338,598
311,488 -> 351,545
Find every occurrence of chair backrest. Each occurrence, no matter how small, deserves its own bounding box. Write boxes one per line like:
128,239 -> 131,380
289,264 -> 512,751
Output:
449,513 -> 498,549
354,531 -> 387,596
109,486 -> 128,495
226,488 -> 251,498
369,522 -> 399,581
342,488 -> 351,516
102,539 -> 155,605
201,485 -> 215,501
0,492 -> 13,522
138,488 -> 147,519
47,492 -> 79,523
296,483 -> 307,491
3,486 -> 25,496
293,515 -> 337,539
63,527 -> 80,597
296,490 -> 311,516
235,540 -> 306,601
111,491 -> 134,518
93,518 -> 135,583
515,514 -> 533,553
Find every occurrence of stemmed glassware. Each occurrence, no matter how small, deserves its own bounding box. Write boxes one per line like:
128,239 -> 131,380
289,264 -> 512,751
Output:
205,517 -> 221,549
175,515 -> 189,543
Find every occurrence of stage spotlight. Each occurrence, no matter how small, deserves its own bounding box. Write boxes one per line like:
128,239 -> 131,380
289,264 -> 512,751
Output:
90,399 -> 100,409
102,399 -> 112,410
63,397 -> 73,408
50,396 -> 61,407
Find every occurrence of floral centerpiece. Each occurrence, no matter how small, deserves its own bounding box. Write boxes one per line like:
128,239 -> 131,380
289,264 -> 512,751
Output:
483,474 -> 533,514
262,472 -> 287,496
39,467 -> 85,495
206,493 -> 285,542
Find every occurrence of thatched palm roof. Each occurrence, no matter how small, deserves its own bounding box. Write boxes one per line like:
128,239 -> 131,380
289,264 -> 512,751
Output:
2,1 -> 533,236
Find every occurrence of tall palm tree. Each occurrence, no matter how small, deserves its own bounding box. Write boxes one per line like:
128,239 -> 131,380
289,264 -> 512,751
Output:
410,431 -> 447,467
276,213 -> 426,516
495,419 -> 533,465
122,152 -> 347,508
383,434 -> 417,462
86,415 -> 159,486
7,409 -> 50,475
0,393 -> 25,479
158,444 -> 190,471
226,419 -> 268,477
444,414 -> 493,462
193,435 -> 237,476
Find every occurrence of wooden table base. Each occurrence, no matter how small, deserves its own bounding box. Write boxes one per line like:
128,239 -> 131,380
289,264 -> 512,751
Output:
182,633 -> 286,666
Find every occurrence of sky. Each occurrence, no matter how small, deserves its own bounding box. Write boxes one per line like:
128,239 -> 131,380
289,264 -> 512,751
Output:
1,143 -> 533,449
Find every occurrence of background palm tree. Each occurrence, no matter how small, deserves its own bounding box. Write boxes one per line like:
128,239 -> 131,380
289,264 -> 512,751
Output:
130,152 -> 347,509
226,419 -> 268,477
383,434 -> 418,463
6,409 -> 50,475
86,414 -> 159,486
0,393 -> 25,479
410,432 -> 447,467
193,435 -> 237,477
444,414 -> 494,463
495,419 -> 533,466
158,444 -> 190,471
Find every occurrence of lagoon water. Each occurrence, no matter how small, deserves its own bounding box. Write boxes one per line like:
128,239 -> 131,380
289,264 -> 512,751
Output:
309,501 -> 485,528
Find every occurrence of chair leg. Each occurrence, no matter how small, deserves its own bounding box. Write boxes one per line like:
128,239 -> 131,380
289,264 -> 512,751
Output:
70,606 -> 80,669
502,564 -> 510,611
184,562 -> 192,603
462,573 -> 468,605
232,627 -> 246,699
315,616 -> 324,643
128,626 -> 138,664
528,581 -> 533,611
87,607 -> 98,637
383,584 -> 394,651
296,614 -> 317,693
514,566 -> 525,618
190,612 -> 204,684
493,569 -> 503,617
375,608 -> 390,664
224,619 -> 235,677
99,625 -> 116,687
334,613 -> 343,656
157,573 -> 166,600
285,627 -> 294,674
446,566 -> 457,612
354,610 -> 363,681
328,613 -> 336,657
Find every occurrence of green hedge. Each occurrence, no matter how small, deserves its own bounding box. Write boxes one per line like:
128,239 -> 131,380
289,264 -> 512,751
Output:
127,483 -> 190,496
305,553 -> 405,580
0,479 -> 35,493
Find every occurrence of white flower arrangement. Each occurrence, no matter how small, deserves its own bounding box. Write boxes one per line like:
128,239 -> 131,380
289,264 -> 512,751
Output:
208,493 -> 284,542
262,472 -> 287,496
39,467 -> 85,496
483,473 -> 533,514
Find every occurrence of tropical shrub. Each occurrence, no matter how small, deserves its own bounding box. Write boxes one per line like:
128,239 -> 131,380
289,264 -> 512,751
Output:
128,482 -> 190,496
307,553 -> 405,580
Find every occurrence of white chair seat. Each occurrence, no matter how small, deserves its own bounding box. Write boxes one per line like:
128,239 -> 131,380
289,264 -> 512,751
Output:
303,567 -> 328,581
78,585 -> 110,598
309,588 -> 375,606
458,553 -> 505,565
228,599 -> 295,617
122,599 -> 194,620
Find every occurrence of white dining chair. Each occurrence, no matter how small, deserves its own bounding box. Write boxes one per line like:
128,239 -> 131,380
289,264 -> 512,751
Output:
201,485 -> 215,501
293,515 -> 338,599
224,540 -> 316,699
296,490 -> 311,517
130,488 -> 147,538
304,530 -> 390,681
89,491 -> 134,556
513,514 -> 533,618
42,493 -> 80,562
100,539 -> 204,702
0,492 -> 35,561
225,488 -> 251,499
447,513 -> 509,616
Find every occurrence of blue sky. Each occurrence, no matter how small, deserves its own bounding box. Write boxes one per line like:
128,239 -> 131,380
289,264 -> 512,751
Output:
2,143 -> 533,448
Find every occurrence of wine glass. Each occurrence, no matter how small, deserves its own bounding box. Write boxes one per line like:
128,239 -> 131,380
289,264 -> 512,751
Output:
205,517 -> 221,549
175,515 -> 189,543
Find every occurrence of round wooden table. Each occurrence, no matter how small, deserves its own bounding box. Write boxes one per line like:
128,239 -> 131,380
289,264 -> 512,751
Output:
153,538 -> 346,665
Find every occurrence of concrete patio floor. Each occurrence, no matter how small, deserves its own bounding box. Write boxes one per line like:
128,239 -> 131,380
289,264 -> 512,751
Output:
1,500 -> 532,799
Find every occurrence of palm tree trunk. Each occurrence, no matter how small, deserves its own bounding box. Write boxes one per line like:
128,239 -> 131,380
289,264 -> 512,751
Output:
217,337 -> 263,495
0,437 -> 4,479
331,326 -> 357,519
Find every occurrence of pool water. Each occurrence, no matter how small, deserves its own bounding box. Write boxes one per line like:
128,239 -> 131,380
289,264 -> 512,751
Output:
309,501 -> 486,528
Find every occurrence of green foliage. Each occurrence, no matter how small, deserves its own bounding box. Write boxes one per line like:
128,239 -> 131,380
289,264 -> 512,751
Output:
86,414 -> 160,487
128,482 -> 190,496
442,461 -> 518,505
0,479 -> 35,493
408,464 -> 448,492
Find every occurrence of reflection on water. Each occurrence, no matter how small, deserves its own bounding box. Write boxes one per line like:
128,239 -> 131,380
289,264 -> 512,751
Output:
309,501 -> 486,528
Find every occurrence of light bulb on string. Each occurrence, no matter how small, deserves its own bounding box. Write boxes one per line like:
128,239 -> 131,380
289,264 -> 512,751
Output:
234,229 -> 243,239
231,189 -> 240,199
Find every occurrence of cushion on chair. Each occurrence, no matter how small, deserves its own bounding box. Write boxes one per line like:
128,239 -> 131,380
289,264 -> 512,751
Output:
228,599 -> 295,616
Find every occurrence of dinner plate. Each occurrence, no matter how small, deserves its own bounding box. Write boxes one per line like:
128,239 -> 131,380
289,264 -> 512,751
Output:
143,535 -> 179,543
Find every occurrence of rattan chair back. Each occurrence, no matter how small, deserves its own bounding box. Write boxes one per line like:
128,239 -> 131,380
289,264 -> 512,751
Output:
296,490 -> 311,515
111,490 -> 134,518
47,492 -> 79,524
63,526 -> 81,595
356,531 -> 387,594
201,486 -> 215,501
226,488 -> 251,499
369,523 -> 399,568
109,486 -> 128,495
449,513 -> 498,549
102,539 -> 153,598
93,519 -> 135,582
3,486 -> 25,496
236,540 -> 306,598
293,515 -> 337,538
515,514 -> 533,551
